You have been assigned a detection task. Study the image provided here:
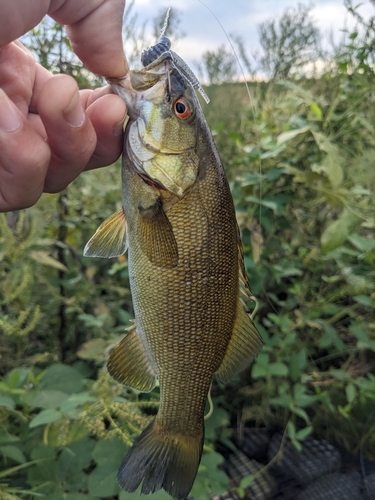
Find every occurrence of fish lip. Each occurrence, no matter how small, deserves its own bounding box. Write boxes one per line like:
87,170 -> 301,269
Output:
107,76 -> 140,120
107,80 -> 167,122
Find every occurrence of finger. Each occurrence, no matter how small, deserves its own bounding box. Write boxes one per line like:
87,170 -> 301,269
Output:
26,85 -> 126,176
0,1 -> 51,48
52,0 -> 128,78
0,89 -> 51,212
84,93 -> 127,170
0,0 -> 128,78
0,41 -> 52,117
37,74 -> 97,193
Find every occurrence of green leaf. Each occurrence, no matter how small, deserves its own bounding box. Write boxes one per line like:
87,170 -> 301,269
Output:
310,101 -> 323,119
0,445 -> 26,464
201,450 -> 224,473
311,131 -> 343,186
353,296 -> 374,308
88,468 -> 119,497
268,362 -> 288,376
29,409 -> 63,428
239,173 -> 261,186
293,384 -> 317,408
346,383 -> 356,404
294,393 -> 317,408
266,168 -> 286,181
321,208 -> 359,253
62,439 -> 95,472
39,364 -> 86,394
245,195 -> 279,213
330,369 -> 350,381
239,474 -> 254,489
291,438 -> 302,451
350,324 -> 368,342
290,406 -> 310,423
30,446 -> 56,460
49,495 -> 97,500
312,155 -> 343,188
88,438 -> 129,496
319,323 -> 339,348
348,234 -> 375,252
23,390 -> 70,410
92,436 -> 129,467
289,357 -> 301,382
0,394 -> 16,410
287,421 -> 296,439
30,250 -> 68,272
205,407 -> 229,440
276,126 -> 310,145
55,439 -> 95,493
120,490 -> 171,500
0,432 -> 19,444
270,394 -> 293,408
252,364 -> 267,378
6,368 -> 30,389
60,393 -> 96,414
256,353 -> 269,366
296,426 -> 313,441
27,458 -> 59,494
192,451 -> 228,497
77,338 -> 108,361
295,348 -> 307,369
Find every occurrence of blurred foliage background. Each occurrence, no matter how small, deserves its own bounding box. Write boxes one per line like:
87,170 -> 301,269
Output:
1,1 -> 375,499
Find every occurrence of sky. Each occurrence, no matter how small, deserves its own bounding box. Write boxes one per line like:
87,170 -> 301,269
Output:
126,0 -> 374,71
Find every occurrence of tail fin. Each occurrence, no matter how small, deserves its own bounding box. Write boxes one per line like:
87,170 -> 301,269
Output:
117,418 -> 203,500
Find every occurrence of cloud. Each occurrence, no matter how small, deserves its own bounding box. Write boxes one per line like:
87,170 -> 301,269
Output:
126,0 -> 374,67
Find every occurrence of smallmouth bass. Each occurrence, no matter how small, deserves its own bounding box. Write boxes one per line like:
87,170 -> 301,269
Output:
84,37 -> 262,500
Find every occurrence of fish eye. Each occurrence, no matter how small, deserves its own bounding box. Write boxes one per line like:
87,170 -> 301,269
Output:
174,98 -> 192,120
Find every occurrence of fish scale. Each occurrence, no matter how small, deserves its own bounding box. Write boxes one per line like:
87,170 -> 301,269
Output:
126,165 -> 238,435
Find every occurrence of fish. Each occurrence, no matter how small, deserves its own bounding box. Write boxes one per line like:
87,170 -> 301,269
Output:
84,35 -> 262,500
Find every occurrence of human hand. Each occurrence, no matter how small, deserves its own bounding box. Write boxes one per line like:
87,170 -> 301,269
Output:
0,0 -> 128,212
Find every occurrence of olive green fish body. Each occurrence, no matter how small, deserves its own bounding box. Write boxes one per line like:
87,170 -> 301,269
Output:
84,50 -> 262,500
123,125 -> 238,435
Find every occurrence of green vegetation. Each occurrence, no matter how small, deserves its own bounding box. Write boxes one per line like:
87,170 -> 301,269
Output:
1,1 -> 375,498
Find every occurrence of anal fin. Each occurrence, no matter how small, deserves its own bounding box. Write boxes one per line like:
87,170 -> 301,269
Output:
107,322 -> 156,392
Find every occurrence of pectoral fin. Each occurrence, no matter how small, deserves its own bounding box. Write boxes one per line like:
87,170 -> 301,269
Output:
215,230 -> 263,383
84,209 -> 128,258
137,198 -> 178,268
107,322 -> 156,392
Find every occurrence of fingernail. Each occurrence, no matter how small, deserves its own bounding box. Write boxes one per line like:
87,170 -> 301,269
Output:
0,89 -> 21,132
113,115 -> 126,136
63,91 -> 85,127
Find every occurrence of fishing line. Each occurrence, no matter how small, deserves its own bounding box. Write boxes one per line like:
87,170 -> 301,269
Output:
196,0 -> 252,102
160,5 -> 171,36
196,0 -> 264,317
249,295 -> 259,321
204,382 -> 214,420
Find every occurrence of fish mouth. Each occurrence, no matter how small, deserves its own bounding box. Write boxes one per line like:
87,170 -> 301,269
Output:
107,58 -> 173,119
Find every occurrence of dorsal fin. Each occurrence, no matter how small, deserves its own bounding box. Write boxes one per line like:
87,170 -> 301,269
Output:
215,226 -> 263,383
